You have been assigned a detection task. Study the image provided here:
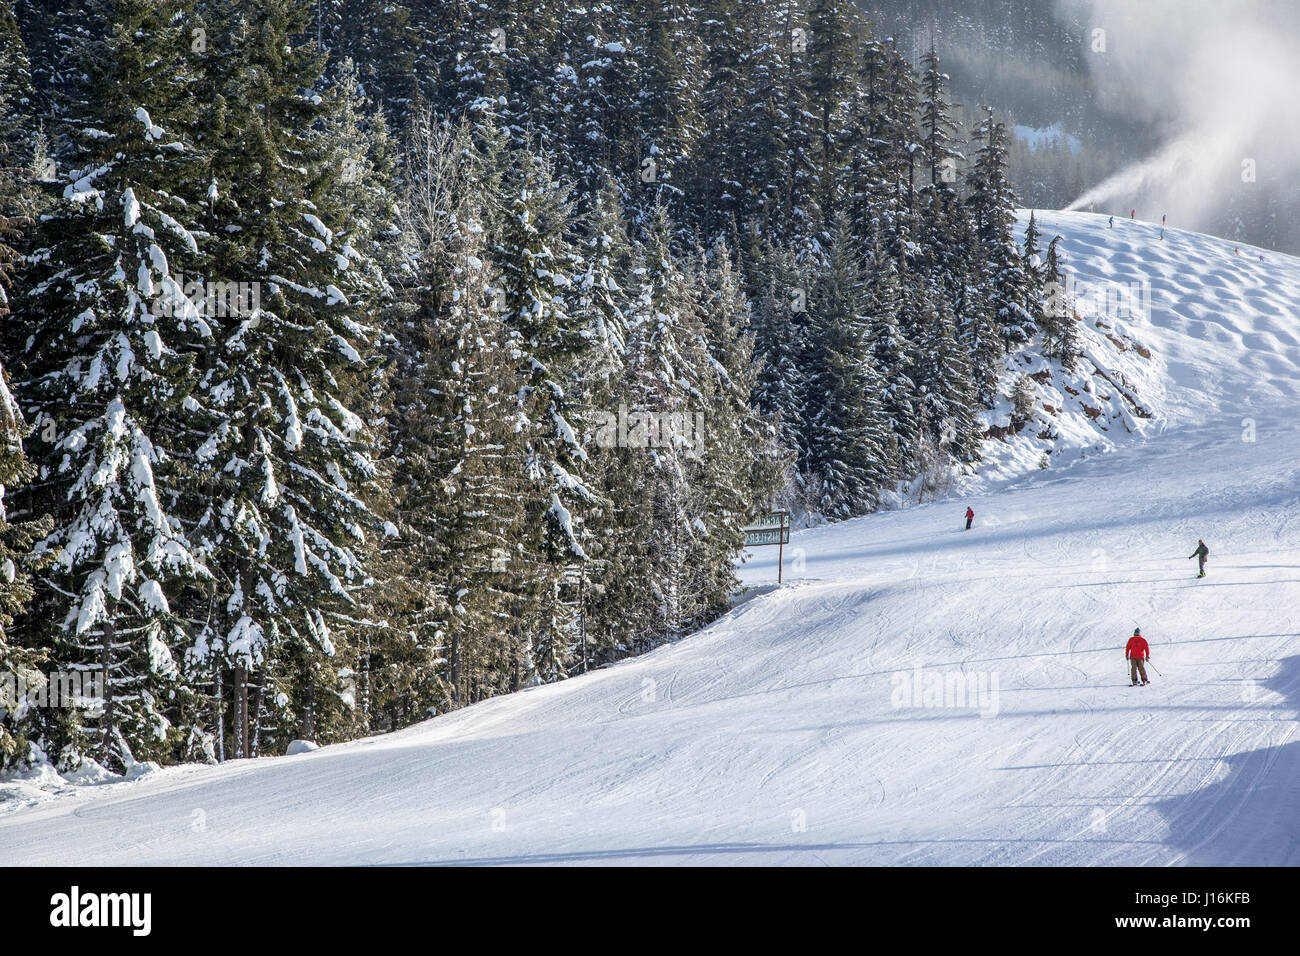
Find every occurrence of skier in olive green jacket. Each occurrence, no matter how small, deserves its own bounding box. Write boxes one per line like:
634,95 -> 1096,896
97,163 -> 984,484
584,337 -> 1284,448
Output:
1189,539 -> 1209,578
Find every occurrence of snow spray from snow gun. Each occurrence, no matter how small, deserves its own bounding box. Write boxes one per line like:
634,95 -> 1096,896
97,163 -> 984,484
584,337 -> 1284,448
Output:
1064,136 -> 1203,214
1064,131 -> 1249,226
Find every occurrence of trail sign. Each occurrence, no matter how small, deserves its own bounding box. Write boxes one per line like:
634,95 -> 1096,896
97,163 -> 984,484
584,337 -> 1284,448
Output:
742,511 -> 791,583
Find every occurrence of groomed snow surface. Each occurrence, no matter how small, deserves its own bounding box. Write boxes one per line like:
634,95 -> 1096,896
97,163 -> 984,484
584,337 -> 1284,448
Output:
2,210 -> 1298,866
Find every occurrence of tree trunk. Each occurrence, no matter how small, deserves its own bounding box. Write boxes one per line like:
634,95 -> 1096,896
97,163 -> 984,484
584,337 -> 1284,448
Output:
99,613 -> 116,763
449,631 -> 461,708
233,664 -> 248,758
250,671 -> 264,757
213,663 -> 224,762
302,672 -> 315,741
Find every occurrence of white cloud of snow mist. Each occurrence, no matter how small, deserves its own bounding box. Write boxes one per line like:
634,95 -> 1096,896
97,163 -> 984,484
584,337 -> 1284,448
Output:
1061,0 -> 1300,233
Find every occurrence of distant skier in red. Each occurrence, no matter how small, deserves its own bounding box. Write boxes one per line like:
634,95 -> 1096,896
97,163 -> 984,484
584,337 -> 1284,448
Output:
1130,208 -> 1135,219
1125,628 -> 1150,686
964,507 -> 974,531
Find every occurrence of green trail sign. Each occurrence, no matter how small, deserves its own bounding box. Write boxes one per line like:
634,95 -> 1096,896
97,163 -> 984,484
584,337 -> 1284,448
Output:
742,511 -> 791,582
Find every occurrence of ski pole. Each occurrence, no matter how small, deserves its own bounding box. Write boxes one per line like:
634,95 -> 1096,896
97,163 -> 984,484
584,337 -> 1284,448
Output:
1147,660 -> 1163,677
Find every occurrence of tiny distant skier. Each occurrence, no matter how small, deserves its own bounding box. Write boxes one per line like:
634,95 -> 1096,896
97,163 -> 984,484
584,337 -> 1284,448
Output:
1126,628 -> 1151,686
1189,538 -> 1209,577
1162,213 -> 1166,226
1130,208 -> 1135,219
1108,215 -> 1114,228
965,507 -> 974,531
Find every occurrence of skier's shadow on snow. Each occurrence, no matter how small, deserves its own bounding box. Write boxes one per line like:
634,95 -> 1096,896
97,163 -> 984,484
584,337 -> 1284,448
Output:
1152,579 -> 1300,588
1150,653 -> 1300,865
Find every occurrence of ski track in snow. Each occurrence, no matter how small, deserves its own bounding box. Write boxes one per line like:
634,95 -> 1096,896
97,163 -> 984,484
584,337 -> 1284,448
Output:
1,211 -> 1298,866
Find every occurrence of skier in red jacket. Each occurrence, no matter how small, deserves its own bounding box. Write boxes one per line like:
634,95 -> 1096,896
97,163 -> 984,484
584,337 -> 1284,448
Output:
965,507 -> 974,530
1125,628 -> 1150,686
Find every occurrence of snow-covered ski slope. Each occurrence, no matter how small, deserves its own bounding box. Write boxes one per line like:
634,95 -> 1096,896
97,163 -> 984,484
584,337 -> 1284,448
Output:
2,210 -> 1298,866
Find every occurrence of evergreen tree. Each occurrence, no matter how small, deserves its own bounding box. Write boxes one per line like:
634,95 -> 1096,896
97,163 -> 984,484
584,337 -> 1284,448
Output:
798,217 -> 894,516
318,0 -> 415,119
0,20 -> 52,762
486,145 -> 589,681
0,362 -> 50,767
918,45 -> 960,192
806,0 -> 862,228
909,281 -> 982,465
864,243 -> 915,459
619,204 -> 705,643
186,0 -> 387,755
967,108 -> 1036,353
746,236 -> 809,460
11,0 -> 211,770
1041,234 -> 1080,369
387,110 -> 529,709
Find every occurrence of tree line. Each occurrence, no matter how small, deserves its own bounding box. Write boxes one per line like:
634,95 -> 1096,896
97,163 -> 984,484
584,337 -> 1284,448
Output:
0,0 -> 1071,771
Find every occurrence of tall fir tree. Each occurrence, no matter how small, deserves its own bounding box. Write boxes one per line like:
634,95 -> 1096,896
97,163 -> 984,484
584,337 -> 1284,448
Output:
184,0 -> 388,756
11,0 -> 212,770
798,217 -> 895,516
967,108 -> 1037,354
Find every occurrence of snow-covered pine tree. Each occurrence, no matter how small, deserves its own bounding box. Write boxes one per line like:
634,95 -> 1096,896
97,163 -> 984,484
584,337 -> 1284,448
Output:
945,202 -> 1002,406
745,235 -> 809,463
967,108 -> 1037,353
721,2 -> 788,239
0,360 -> 50,768
798,216 -> 895,516
806,0 -> 863,230
773,0 -> 817,242
847,34 -> 920,259
0,0 -> 36,271
918,45 -> 960,193
11,0 -> 100,125
490,143 -> 593,683
864,242 -> 916,460
12,0 -> 212,771
316,0 -> 416,121
908,279 -> 982,466
685,239 -> 785,619
0,28 -> 52,764
619,203 -> 707,645
686,0 -> 751,242
631,0 -> 704,219
1041,234 -> 1080,369
914,43 -> 993,416
1011,372 -> 1036,428
1022,211 -> 1047,332
186,0 -> 387,756
386,110 -> 528,709
0,1 -> 34,154
574,10 -> 642,204
434,0 -> 510,122
553,174 -> 631,674
572,175 -> 632,394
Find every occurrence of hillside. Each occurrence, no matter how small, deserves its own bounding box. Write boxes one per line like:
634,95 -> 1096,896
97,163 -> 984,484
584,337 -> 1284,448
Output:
1,211 -> 1297,866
